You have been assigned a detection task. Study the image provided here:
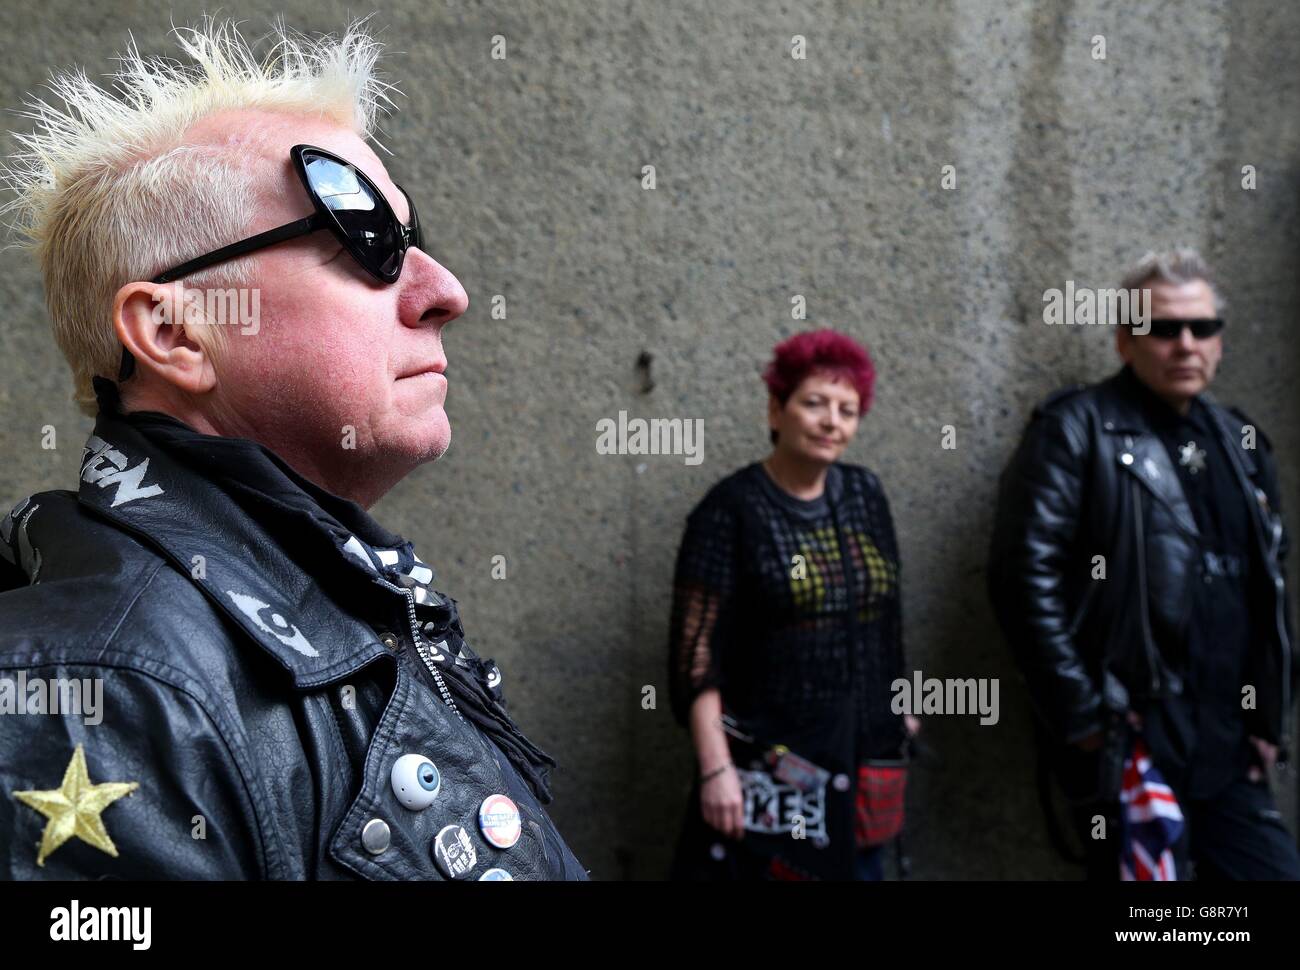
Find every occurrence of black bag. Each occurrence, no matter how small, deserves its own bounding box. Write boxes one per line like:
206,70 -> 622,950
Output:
670,707 -> 858,881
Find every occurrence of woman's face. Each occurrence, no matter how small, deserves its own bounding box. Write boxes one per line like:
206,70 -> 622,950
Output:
768,371 -> 862,464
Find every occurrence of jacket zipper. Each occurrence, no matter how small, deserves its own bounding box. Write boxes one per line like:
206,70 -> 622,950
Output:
1207,400 -> 1292,758
1131,475 -> 1163,695
374,575 -> 463,722
1068,574 -> 1099,637
1203,409 -> 1292,761
1259,489 -> 1292,760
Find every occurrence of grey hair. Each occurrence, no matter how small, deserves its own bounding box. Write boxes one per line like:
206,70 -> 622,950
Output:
1119,247 -> 1226,316
0,16 -> 400,415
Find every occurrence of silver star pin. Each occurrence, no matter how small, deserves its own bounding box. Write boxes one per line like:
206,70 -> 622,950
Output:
1178,440 -> 1207,475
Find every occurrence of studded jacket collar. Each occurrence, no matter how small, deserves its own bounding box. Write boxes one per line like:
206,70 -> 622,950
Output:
988,367 -> 1294,772
0,386 -> 588,880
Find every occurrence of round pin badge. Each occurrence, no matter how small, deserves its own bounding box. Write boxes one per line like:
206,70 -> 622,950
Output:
832,773 -> 851,792
479,868 -> 514,881
390,754 -> 441,810
478,794 -> 522,849
432,823 -> 477,879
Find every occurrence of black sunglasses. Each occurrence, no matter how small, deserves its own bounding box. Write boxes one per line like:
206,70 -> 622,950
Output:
117,143 -> 423,382
1140,317 -> 1225,340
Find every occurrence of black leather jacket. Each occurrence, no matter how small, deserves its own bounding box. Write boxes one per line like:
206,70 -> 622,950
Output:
988,367 -> 1295,770
0,405 -> 588,880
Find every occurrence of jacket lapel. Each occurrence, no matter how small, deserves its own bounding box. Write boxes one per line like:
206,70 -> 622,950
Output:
1098,370 -> 1200,538
76,412 -> 388,688
1202,397 -> 1271,538
1201,394 -> 1259,478
1115,433 -> 1199,537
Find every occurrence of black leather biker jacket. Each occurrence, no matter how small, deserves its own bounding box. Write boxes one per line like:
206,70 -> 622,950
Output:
0,401 -> 588,880
988,367 -> 1295,770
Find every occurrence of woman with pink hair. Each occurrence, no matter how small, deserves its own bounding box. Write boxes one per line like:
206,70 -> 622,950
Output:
668,329 -> 918,881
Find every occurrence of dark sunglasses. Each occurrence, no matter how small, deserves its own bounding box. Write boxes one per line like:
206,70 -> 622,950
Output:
117,143 -> 423,381
1141,317 -> 1225,340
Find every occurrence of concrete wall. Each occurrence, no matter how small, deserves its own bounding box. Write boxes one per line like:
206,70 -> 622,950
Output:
1,0 -> 1297,879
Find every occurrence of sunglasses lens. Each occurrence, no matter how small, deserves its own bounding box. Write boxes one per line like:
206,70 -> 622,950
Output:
1146,318 -> 1224,339
303,152 -> 402,279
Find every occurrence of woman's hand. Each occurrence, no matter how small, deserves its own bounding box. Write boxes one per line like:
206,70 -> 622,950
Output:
904,713 -> 921,737
700,764 -> 746,840
689,689 -> 745,838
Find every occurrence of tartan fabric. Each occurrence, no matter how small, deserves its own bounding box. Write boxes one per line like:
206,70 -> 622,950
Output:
855,763 -> 907,847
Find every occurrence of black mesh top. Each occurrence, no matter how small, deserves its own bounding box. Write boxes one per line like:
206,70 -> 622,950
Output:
668,461 -> 908,761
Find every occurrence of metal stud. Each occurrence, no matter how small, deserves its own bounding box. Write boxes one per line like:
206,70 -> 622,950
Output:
361,818 -> 391,855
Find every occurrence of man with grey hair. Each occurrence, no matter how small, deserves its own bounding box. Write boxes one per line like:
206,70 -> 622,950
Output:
988,248 -> 1299,880
0,20 -> 587,880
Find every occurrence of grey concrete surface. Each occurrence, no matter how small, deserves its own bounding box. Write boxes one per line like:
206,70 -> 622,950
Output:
1,1 -> 1297,879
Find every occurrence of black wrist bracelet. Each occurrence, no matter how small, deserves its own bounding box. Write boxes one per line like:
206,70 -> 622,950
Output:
699,762 -> 732,784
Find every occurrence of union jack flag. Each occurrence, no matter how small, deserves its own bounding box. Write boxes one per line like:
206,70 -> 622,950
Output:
1119,735 -> 1184,881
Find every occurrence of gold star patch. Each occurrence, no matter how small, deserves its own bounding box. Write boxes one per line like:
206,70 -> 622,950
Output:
12,744 -> 139,867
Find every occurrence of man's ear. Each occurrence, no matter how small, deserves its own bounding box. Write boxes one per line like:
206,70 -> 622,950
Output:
113,281 -> 217,396
1115,325 -> 1133,364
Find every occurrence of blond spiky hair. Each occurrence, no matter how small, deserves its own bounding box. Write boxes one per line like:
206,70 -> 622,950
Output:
0,16 -> 400,415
